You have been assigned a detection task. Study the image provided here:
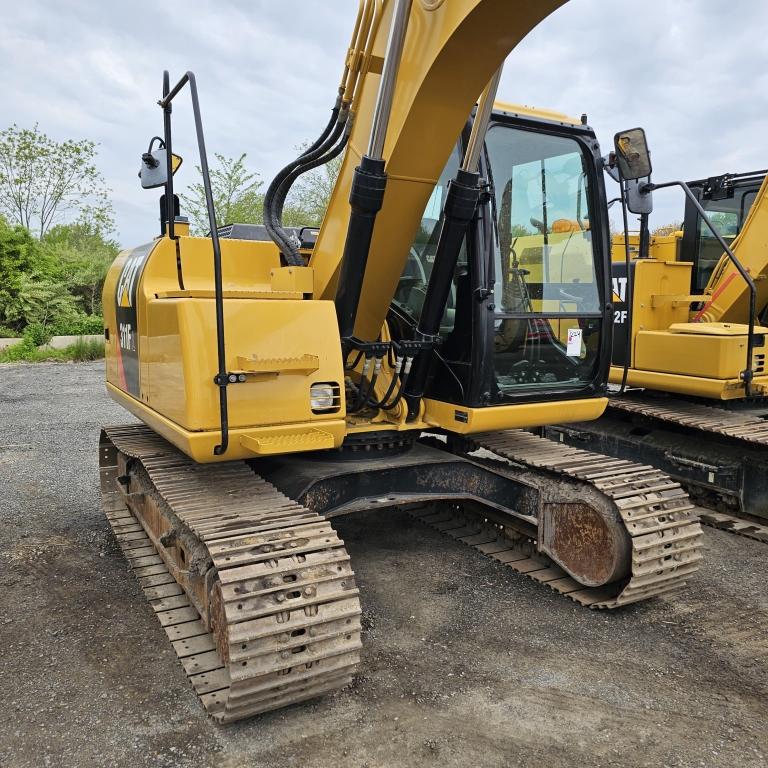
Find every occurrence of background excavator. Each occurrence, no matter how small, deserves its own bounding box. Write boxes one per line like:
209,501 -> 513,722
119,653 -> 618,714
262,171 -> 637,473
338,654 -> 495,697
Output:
98,0 -> 702,722
547,137 -> 768,543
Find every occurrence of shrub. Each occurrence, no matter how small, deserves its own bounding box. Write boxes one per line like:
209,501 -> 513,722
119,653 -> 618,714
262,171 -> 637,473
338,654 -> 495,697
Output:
23,322 -> 52,347
0,335 -> 105,363
0,338 -> 36,362
67,336 -> 105,361
49,313 -> 104,336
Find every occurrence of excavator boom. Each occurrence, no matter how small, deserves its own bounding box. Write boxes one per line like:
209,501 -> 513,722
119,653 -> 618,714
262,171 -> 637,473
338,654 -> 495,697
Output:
312,0 -> 566,340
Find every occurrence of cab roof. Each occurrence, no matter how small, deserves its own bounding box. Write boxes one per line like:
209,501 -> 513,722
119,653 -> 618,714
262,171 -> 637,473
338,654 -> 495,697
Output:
493,101 -> 583,127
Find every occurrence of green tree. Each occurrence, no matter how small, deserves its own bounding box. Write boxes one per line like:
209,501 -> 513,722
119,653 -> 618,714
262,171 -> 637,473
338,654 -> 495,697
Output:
180,149 -> 341,235
0,124 -> 113,238
180,153 -> 264,235
43,222 -> 119,315
0,216 -> 39,310
4,273 -> 81,332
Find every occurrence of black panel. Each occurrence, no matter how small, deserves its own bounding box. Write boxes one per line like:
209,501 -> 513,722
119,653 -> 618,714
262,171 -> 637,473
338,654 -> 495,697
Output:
216,223 -> 319,249
610,260 -> 635,367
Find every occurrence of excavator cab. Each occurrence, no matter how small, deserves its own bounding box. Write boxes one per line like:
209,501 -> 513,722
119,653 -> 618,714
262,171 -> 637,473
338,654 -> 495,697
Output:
390,106 -> 612,413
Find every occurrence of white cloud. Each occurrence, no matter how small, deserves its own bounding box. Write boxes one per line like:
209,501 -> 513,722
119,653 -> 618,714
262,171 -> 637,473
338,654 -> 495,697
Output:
2,0 -> 768,243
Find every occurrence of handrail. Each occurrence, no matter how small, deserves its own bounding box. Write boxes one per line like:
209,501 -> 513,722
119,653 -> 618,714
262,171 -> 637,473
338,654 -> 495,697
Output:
158,71 -> 230,454
645,180 -> 757,395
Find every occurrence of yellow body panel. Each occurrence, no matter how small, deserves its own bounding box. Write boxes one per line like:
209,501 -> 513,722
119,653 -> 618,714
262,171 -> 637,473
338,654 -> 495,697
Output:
143,297 -> 345,431
633,324 -> 767,380
492,101 -> 582,126
107,382 -> 346,462
103,236 -> 348,458
423,397 -> 608,434
609,367 -> 768,400
628,260 -> 693,351
611,232 -> 680,263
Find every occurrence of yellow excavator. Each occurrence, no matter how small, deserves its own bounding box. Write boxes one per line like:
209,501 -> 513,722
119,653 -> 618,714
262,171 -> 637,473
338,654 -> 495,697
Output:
99,0 -> 702,722
548,138 -> 768,542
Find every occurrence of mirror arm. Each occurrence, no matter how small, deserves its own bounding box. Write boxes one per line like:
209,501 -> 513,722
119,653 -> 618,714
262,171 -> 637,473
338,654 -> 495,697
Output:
601,155 -> 621,183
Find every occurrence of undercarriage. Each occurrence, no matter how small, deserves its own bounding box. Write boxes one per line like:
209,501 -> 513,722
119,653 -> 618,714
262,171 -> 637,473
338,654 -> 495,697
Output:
100,423 -> 702,721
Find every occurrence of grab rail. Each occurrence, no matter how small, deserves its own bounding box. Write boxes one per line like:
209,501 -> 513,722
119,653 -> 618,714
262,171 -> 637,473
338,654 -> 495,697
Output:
158,71 -> 230,455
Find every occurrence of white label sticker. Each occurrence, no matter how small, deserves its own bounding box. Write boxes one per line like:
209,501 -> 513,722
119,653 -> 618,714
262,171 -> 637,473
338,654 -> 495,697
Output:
566,328 -> 583,357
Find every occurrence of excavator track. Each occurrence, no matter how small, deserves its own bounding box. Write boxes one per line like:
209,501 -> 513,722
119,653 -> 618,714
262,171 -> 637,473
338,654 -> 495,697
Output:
99,424 -> 362,723
611,395 -> 768,445
608,395 -> 768,543
412,431 -> 704,609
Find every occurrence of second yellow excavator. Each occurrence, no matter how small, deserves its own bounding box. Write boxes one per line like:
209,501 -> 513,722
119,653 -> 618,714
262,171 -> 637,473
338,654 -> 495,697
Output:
548,134 -> 768,542
98,0 -> 702,722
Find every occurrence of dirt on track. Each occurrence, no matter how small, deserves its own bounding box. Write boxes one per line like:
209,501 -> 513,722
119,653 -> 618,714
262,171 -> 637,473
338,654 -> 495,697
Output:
1,361 -> 767,768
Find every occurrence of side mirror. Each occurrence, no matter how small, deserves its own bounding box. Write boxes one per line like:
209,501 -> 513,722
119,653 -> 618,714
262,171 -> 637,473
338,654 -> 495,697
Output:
613,127 -> 652,180
139,148 -> 183,189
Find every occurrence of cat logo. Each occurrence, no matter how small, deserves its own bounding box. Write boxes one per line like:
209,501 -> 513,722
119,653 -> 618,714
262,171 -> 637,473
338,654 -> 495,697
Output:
115,248 -> 149,309
612,276 -> 627,304
113,242 -> 155,398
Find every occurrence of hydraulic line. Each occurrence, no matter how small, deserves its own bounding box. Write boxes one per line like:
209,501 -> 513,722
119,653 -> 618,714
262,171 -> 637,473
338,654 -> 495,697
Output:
263,110 -> 346,264
270,126 -> 351,258
349,357 -> 381,413
335,0 -> 413,341
262,0 -> 379,265
403,67 -> 502,417
369,355 -> 410,410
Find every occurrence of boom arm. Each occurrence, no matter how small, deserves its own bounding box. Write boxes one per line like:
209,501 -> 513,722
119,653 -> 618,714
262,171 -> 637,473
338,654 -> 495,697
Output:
311,0 -> 567,341
698,173 -> 768,323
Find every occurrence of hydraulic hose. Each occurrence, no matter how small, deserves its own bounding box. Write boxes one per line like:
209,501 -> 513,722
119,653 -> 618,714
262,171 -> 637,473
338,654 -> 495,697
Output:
369,356 -> 408,410
270,127 -> 350,259
262,103 -> 344,264
272,112 -> 347,217
350,359 -> 380,413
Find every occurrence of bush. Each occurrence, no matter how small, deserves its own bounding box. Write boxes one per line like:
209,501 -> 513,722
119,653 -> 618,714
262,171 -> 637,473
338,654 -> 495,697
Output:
0,217 -> 117,336
49,313 -> 104,336
23,322 -> 52,347
67,336 -> 105,361
0,335 -> 105,363
0,338 -> 36,362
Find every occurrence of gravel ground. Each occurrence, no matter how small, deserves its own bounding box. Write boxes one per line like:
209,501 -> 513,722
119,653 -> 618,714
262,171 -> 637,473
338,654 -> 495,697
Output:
1,361 -> 767,768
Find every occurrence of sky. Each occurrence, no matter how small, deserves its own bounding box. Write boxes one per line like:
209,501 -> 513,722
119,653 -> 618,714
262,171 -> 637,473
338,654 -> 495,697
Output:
2,0 -> 768,247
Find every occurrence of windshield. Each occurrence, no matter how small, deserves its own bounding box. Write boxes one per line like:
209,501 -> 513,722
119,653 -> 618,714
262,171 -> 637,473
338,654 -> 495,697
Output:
485,124 -> 602,395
